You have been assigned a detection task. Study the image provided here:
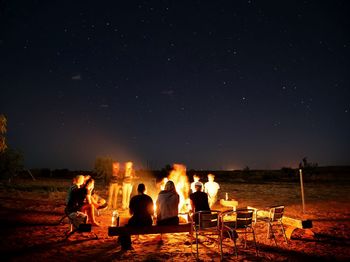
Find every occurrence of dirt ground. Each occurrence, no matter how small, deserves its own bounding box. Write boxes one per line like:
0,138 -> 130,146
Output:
0,182 -> 349,261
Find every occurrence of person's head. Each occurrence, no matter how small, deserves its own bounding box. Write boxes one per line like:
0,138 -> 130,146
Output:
193,174 -> 200,182
194,181 -> 202,192
208,173 -> 215,182
125,161 -> 133,169
164,180 -> 176,192
137,183 -> 146,194
85,178 -> 95,190
74,175 -> 85,187
112,162 -> 120,175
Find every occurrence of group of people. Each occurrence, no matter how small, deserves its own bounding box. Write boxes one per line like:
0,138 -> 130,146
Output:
120,175 -> 219,250
64,165 -> 220,250
107,161 -> 137,211
65,175 -> 106,227
190,173 -> 220,208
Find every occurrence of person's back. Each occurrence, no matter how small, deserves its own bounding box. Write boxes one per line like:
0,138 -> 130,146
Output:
128,190 -> 154,226
119,183 -> 154,250
190,191 -> 210,213
156,180 -> 179,225
190,182 -> 210,224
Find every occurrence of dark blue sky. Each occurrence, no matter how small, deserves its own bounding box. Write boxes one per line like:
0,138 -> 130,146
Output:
1,1 -> 349,170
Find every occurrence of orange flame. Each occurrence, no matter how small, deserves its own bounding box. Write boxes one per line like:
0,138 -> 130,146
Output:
168,163 -> 190,213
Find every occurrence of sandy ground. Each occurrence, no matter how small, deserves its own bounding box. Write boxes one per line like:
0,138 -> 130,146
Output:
0,184 -> 350,261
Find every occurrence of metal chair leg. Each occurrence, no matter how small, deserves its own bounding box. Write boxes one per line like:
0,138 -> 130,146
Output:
252,228 -> 258,256
196,231 -> 199,260
232,235 -> 238,258
269,222 -> 277,246
280,222 -> 288,244
59,214 -> 68,224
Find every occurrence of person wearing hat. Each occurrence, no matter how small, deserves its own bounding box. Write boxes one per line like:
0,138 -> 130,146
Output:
190,181 -> 210,224
190,174 -> 203,193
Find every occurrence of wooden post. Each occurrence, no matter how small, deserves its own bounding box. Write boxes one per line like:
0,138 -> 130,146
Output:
299,169 -> 305,213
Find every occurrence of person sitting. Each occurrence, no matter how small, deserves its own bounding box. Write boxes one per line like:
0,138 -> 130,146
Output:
156,180 -> 179,225
66,175 -> 84,210
65,175 -> 88,229
190,174 -> 203,193
190,181 -> 210,224
204,173 -> 220,208
128,183 -> 154,226
80,178 -> 101,226
119,183 -> 154,250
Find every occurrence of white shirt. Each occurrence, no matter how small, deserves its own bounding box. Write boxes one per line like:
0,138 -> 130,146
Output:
204,181 -> 220,198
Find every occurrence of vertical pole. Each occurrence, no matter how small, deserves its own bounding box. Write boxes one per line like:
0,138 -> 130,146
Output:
299,169 -> 305,213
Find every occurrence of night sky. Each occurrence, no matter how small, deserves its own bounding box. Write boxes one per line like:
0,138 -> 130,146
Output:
1,1 -> 349,170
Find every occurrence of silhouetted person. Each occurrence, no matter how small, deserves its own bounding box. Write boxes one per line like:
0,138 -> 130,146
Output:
190,181 -> 210,224
128,183 -> 154,226
119,183 -> 154,250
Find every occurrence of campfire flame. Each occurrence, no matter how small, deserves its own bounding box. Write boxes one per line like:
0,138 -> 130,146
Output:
152,164 -> 191,223
168,164 -> 190,213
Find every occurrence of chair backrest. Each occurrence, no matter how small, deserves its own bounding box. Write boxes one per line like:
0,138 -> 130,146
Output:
197,211 -> 220,229
269,205 -> 285,222
235,209 -> 254,229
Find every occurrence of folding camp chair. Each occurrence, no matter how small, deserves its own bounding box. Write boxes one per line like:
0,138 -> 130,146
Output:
258,205 -> 288,245
221,208 -> 258,257
193,210 -> 223,261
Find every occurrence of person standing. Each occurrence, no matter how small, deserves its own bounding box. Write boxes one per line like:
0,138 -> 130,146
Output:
204,173 -> 220,208
156,180 -> 179,225
108,162 -> 122,210
122,161 -> 135,210
190,174 -> 203,193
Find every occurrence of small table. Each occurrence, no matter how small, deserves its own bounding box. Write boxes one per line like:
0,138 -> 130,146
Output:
220,199 -> 238,211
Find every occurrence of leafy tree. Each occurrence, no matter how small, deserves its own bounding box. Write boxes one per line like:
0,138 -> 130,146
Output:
160,164 -> 172,178
299,157 -> 318,176
94,156 -> 114,185
242,166 -> 250,175
0,148 -> 24,181
0,114 -> 25,181
281,167 -> 295,177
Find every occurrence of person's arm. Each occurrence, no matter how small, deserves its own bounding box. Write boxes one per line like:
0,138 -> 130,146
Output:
90,193 -> 100,208
129,198 -> 134,215
86,191 -> 92,205
147,199 -> 154,216
156,197 -> 160,218
190,199 -> 195,212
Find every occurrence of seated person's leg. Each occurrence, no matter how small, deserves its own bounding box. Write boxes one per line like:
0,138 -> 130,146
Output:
81,204 -> 99,226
